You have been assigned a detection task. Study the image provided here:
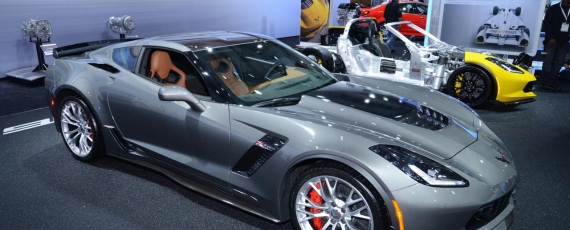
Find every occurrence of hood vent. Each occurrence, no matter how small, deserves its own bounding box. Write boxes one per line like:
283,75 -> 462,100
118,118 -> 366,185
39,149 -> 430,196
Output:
398,105 -> 449,130
306,82 -> 450,131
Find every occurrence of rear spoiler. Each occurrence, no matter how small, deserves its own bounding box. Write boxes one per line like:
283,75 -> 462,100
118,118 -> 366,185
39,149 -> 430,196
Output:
53,38 -> 140,59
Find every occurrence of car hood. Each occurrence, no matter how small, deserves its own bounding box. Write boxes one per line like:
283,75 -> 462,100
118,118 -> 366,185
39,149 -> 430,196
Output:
271,81 -> 480,159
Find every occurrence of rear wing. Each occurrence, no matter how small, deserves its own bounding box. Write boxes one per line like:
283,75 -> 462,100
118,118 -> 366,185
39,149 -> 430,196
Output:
53,38 -> 140,59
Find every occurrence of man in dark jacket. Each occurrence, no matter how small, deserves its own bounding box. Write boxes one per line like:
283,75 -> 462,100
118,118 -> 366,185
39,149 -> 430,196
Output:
540,0 -> 570,91
383,0 -> 402,51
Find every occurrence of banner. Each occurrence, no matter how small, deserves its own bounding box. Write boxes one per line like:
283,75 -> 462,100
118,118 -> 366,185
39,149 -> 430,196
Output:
301,0 -> 331,42
438,0 -> 547,56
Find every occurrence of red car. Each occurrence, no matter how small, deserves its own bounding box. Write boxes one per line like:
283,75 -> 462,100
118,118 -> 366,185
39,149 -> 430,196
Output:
360,0 -> 428,37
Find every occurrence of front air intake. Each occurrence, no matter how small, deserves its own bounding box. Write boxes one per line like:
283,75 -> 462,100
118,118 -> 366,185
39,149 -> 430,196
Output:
465,192 -> 512,230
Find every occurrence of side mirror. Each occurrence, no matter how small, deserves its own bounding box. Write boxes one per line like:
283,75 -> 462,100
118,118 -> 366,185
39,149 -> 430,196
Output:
158,86 -> 206,112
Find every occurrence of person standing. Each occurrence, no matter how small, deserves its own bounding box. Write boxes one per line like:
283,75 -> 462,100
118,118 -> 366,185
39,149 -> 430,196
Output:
540,0 -> 570,91
383,0 -> 402,52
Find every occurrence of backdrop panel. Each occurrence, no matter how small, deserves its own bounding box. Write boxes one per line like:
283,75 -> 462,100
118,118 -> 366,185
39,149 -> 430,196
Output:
0,0 -> 300,77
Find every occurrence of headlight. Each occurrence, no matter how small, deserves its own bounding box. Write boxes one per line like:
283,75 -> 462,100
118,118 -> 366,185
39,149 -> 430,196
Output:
370,145 -> 469,187
486,57 -> 523,74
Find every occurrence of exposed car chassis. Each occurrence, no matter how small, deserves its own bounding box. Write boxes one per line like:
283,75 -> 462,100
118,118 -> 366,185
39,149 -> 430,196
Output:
300,18 -> 537,107
303,19 -> 464,96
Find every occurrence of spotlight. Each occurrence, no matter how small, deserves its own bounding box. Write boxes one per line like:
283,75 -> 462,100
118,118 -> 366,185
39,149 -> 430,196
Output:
108,15 -> 136,39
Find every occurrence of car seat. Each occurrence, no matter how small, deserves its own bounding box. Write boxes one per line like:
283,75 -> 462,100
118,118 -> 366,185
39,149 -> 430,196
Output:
208,58 -> 249,96
367,23 -> 393,59
149,51 -> 187,88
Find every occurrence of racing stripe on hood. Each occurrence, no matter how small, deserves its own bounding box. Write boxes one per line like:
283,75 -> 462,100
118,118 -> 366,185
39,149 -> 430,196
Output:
306,81 -> 449,130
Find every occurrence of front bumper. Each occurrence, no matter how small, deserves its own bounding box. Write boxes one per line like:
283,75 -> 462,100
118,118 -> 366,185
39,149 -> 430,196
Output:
390,184 -> 516,230
387,135 -> 519,230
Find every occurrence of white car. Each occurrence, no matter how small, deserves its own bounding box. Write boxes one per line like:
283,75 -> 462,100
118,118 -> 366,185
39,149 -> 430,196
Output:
476,6 -> 530,47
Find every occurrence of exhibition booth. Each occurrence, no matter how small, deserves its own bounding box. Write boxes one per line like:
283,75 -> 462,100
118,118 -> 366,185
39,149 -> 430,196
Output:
1,1 -> 569,230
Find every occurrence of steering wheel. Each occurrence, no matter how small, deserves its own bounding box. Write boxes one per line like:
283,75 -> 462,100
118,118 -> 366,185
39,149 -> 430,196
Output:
263,62 -> 287,81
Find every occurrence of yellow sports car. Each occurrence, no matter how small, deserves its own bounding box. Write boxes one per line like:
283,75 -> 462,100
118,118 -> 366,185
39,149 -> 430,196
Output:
300,19 -> 536,107
301,0 -> 330,41
448,52 -> 536,107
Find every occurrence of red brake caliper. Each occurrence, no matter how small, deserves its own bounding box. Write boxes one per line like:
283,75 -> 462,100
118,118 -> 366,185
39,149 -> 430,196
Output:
309,182 -> 324,229
88,122 -> 93,139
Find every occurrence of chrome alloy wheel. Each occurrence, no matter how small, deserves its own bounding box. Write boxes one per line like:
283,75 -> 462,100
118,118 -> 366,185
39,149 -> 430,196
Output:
60,100 -> 93,157
295,175 -> 373,230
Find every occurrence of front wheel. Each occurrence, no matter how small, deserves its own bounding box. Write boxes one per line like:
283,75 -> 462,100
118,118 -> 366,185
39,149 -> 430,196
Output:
290,162 -> 388,230
59,95 -> 105,161
446,66 -> 493,107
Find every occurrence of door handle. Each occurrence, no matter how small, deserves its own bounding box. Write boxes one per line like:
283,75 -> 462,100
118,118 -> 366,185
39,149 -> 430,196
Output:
420,17 -> 424,19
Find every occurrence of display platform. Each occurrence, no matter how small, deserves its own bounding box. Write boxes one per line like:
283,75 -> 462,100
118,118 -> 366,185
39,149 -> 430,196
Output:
5,67 -> 46,86
4,42 -> 55,86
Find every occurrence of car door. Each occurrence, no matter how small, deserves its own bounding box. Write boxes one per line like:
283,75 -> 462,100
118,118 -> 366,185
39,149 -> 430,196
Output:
414,3 -> 428,29
107,47 -> 231,192
399,3 -> 425,36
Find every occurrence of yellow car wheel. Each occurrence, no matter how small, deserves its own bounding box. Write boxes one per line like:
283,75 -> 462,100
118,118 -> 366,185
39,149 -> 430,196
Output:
447,66 -> 493,107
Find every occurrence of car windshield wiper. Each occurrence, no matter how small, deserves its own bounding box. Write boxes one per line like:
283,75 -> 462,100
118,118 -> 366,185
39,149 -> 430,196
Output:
252,97 -> 301,107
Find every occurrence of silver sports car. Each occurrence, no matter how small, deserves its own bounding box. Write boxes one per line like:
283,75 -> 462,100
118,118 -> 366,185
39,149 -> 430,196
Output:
45,31 -> 518,230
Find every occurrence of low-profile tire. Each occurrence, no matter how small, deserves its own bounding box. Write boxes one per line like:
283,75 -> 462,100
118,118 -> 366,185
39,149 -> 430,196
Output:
59,95 -> 105,161
290,161 -> 388,230
493,6 -> 499,15
300,46 -> 335,72
515,7 -> 521,16
446,66 -> 493,107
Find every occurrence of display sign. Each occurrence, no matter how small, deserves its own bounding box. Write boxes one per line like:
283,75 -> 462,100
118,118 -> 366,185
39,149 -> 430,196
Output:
437,0 -> 547,56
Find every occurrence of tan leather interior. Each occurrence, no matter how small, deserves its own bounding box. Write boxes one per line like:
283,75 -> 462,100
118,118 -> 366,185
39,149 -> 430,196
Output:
150,51 -> 187,88
247,67 -> 307,94
209,58 -> 249,96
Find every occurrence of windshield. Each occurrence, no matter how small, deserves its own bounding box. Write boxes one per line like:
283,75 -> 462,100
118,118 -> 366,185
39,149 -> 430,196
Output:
193,40 -> 337,106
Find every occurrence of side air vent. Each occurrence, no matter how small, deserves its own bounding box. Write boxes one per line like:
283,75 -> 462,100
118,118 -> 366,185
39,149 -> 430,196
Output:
107,127 -> 135,152
89,63 -> 120,73
232,135 -> 286,177
398,106 -> 450,130
380,59 -> 396,74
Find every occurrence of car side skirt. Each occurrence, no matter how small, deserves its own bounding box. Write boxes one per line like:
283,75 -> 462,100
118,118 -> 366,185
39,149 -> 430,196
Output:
109,154 -> 282,223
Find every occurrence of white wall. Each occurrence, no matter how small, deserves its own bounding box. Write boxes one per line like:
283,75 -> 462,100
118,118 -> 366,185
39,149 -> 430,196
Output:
0,0 -> 300,77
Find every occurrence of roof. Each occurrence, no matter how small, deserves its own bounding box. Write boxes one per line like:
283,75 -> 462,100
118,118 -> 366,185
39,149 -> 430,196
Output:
146,31 -> 268,51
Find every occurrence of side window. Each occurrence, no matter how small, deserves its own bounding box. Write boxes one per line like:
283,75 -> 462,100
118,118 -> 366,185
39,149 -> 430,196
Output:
416,4 -> 428,15
112,46 -> 141,72
400,3 -> 414,14
138,48 -> 210,96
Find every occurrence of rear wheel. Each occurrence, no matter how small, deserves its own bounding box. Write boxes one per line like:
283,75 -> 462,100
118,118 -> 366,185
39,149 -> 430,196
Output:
446,66 -> 493,107
59,95 -> 105,161
290,162 -> 387,230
